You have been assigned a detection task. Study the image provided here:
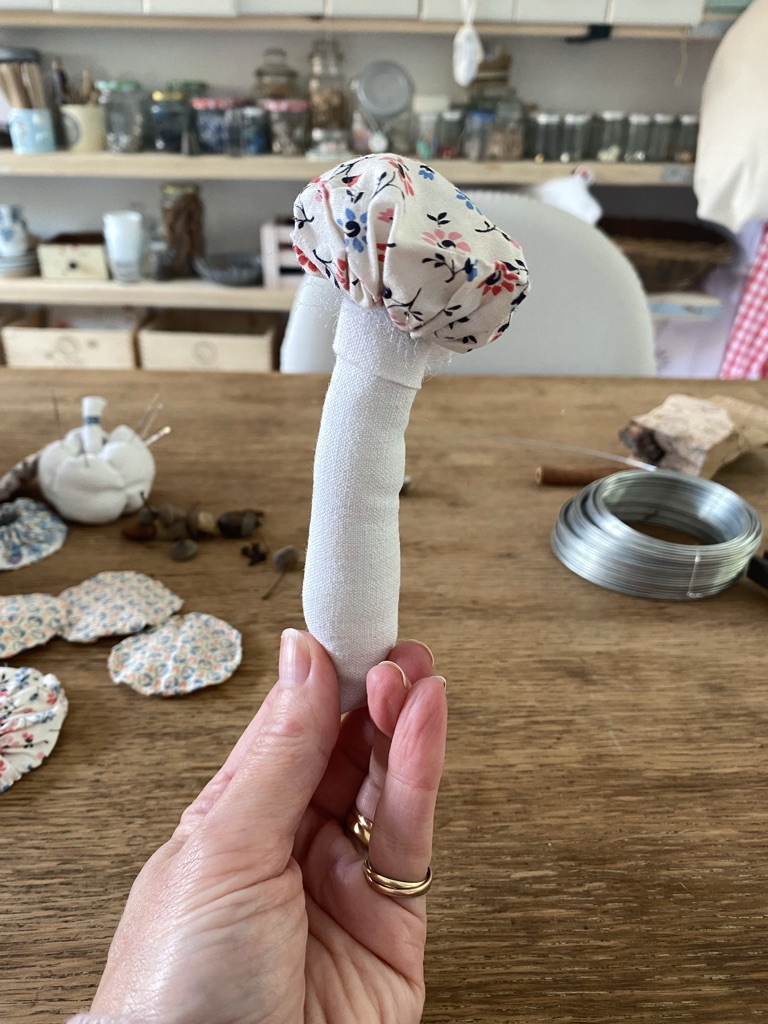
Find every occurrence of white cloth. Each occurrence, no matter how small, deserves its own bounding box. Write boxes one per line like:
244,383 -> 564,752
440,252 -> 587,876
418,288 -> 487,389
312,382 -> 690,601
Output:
695,0 -> 768,233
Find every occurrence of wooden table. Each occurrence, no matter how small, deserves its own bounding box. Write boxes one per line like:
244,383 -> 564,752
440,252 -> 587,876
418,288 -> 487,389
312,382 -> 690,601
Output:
2,370 -> 767,1024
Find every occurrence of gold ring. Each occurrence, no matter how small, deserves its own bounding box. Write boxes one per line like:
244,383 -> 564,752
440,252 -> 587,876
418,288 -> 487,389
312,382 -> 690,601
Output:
346,807 -> 373,847
362,858 -> 433,898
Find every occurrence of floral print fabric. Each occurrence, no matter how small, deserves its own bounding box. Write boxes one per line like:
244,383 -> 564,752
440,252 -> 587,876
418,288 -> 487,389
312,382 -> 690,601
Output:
0,667 -> 68,793
59,571 -> 184,643
0,497 -> 68,571
292,153 -> 529,355
0,593 -> 66,658
108,613 -> 242,697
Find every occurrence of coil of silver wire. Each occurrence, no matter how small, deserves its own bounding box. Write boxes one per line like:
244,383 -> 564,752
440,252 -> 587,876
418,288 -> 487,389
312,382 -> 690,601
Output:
551,469 -> 763,600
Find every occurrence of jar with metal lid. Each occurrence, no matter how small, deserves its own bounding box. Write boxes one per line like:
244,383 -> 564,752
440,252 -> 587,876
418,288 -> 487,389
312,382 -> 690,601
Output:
437,109 -> 464,158
167,80 -> 208,99
255,47 -> 299,100
161,182 -> 204,278
262,97 -> 308,154
647,113 -> 675,162
624,112 -> 651,162
672,114 -> 699,163
593,111 -> 627,162
527,111 -> 562,162
559,112 -> 591,163
237,105 -> 270,155
485,98 -> 525,161
462,109 -> 494,161
97,79 -> 144,153
192,97 -> 240,154
308,37 -> 348,134
150,90 -> 187,153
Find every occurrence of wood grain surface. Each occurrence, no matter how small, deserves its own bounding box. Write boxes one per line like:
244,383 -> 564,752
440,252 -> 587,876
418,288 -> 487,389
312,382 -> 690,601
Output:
1,370 -> 767,1024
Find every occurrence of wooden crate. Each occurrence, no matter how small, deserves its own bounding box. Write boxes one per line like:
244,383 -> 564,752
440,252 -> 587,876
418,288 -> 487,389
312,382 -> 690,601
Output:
137,309 -> 277,372
259,217 -> 303,290
37,232 -> 109,281
1,307 -> 141,369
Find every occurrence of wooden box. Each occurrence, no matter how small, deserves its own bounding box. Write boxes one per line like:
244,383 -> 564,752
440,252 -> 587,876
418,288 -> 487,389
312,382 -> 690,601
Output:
137,309 -> 277,372
37,232 -> 109,281
1,307 -> 141,369
260,217 -> 303,290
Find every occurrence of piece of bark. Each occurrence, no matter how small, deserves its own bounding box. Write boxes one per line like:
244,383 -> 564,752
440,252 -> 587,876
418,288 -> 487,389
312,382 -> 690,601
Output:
535,464 -> 631,486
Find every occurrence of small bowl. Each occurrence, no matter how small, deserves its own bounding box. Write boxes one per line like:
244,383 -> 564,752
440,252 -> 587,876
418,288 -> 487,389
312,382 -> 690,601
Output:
194,251 -> 262,287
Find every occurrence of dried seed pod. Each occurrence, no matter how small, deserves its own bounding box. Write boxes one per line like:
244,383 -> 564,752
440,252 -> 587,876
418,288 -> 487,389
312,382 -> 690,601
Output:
138,505 -> 157,525
158,503 -> 186,529
218,509 -> 264,539
169,537 -> 198,561
165,518 -> 190,542
262,545 -> 301,600
186,508 -> 217,538
122,519 -> 157,542
241,542 -> 268,565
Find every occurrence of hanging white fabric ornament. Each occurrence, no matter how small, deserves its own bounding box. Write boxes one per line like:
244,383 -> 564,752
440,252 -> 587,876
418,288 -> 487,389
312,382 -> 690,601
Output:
292,154 -> 529,711
453,0 -> 484,88
37,396 -> 155,524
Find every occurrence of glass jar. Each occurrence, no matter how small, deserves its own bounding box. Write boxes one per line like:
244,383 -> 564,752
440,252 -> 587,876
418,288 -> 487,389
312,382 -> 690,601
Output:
238,105 -> 270,155
624,112 -> 651,162
485,98 -> 525,161
527,111 -> 562,162
161,182 -> 204,278
647,113 -> 675,162
254,47 -> 299,100
97,80 -> 144,153
673,114 -> 699,163
167,80 -> 208,99
150,90 -> 187,153
462,109 -> 494,161
559,112 -> 591,163
593,111 -> 627,162
262,98 -> 308,155
415,111 -> 440,160
437,109 -> 464,158
191,97 -> 240,154
307,37 -> 348,133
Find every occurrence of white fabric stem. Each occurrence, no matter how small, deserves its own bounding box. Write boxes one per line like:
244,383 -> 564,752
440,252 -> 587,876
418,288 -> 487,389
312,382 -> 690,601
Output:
303,301 -> 430,712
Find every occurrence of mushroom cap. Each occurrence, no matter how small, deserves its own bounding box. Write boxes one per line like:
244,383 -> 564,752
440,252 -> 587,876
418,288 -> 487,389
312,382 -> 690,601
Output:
292,153 -> 529,354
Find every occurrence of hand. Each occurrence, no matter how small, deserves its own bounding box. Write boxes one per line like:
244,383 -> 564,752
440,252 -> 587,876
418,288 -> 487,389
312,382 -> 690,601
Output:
89,630 -> 448,1024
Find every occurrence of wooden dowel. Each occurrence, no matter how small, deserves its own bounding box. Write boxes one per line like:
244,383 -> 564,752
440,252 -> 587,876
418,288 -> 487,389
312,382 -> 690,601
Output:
535,464 -> 630,486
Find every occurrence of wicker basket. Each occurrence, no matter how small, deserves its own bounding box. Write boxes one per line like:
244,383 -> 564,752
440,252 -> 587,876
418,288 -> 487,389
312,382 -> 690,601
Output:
600,218 -> 735,293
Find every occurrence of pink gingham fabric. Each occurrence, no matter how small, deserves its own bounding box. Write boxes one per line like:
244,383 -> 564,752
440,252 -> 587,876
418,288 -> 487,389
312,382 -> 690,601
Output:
720,222 -> 768,379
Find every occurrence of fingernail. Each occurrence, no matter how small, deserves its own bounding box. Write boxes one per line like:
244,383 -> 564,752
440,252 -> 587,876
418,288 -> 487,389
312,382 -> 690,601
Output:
402,639 -> 435,668
280,628 -> 311,686
381,660 -> 410,690
434,675 -> 447,691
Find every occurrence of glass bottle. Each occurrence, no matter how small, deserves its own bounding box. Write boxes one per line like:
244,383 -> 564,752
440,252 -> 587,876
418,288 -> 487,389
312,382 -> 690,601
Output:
527,111 -> 562,162
485,97 -> 525,161
97,80 -> 144,154
150,90 -> 188,153
593,111 -> 627,162
559,112 -> 591,163
647,113 -> 675,162
161,182 -> 204,278
624,112 -> 651,162
673,114 -> 699,163
307,37 -> 348,134
191,97 -> 240,154
462,110 -> 494,161
437,109 -> 464,158
254,47 -> 299,101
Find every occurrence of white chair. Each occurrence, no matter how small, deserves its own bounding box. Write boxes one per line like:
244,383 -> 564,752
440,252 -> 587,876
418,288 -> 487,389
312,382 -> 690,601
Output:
280,189 -> 656,376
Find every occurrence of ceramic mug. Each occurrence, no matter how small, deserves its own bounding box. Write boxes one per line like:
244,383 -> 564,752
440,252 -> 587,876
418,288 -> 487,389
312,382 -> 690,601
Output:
7,108 -> 57,154
103,210 -> 144,283
0,204 -> 30,257
61,104 -> 107,152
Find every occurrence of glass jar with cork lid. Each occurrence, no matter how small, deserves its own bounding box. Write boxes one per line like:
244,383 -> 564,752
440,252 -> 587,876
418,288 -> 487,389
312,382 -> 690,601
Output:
161,182 -> 204,278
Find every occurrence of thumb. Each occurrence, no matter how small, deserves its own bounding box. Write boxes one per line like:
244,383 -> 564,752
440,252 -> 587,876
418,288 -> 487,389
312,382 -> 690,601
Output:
195,629 -> 341,877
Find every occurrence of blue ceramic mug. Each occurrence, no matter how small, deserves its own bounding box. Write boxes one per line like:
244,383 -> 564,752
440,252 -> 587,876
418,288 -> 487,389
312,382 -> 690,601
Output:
8,108 -> 56,154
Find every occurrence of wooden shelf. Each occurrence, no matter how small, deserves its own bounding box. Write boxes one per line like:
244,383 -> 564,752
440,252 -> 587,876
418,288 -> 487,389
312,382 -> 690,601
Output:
0,152 -> 695,187
0,11 -> 734,39
0,277 -> 296,313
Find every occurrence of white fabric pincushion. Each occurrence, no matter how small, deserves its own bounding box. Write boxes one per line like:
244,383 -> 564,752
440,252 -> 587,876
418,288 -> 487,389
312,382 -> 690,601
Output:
38,396 -> 155,525
292,154 -> 529,711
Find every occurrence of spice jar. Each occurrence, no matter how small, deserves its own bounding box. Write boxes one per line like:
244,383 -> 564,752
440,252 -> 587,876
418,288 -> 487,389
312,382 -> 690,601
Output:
307,37 -> 348,133
673,114 -> 699,163
462,109 -> 494,161
254,47 -> 299,100
192,97 -> 240,154
161,182 -> 204,278
647,113 -> 674,162
593,111 -> 627,162
262,97 -> 308,155
527,111 -> 562,162
150,90 -> 187,153
559,112 -> 591,163
623,112 -> 651,162
437,109 -> 464,158
97,80 -> 144,153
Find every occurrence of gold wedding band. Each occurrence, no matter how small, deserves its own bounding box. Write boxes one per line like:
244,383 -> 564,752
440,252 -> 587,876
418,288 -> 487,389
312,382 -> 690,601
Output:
346,807 -> 373,847
362,858 -> 433,899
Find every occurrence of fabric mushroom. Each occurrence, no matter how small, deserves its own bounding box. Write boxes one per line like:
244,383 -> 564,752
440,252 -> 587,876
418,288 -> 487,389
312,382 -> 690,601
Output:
292,153 -> 529,711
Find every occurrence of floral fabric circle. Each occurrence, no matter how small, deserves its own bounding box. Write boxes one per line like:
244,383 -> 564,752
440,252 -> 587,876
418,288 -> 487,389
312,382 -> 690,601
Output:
0,593 -> 67,658
0,497 -> 68,571
108,613 -> 242,697
0,667 -> 68,794
291,152 -> 530,355
0,451 -> 40,502
59,571 -> 184,643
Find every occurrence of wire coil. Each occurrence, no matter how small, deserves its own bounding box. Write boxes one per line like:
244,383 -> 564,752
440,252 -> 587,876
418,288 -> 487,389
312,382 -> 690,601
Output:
551,469 -> 762,600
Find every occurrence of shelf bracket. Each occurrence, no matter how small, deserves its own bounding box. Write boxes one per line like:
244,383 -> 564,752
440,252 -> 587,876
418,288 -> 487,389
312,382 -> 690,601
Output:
565,23 -> 612,43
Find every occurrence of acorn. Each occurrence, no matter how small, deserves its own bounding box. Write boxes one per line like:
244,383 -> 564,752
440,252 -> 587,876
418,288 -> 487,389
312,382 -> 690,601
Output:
165,518 -> 190,542
186,507 -> 217,539
262,545 -> 301,600
218,509 -> 263,538
122,519 -> 157,542
158,503 -> 186,529
169,537 -> 198,561
137,505 -> 157,525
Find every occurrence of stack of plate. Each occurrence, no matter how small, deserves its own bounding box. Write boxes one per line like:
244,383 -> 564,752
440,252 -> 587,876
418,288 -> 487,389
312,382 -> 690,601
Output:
0,250 -> 39,278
